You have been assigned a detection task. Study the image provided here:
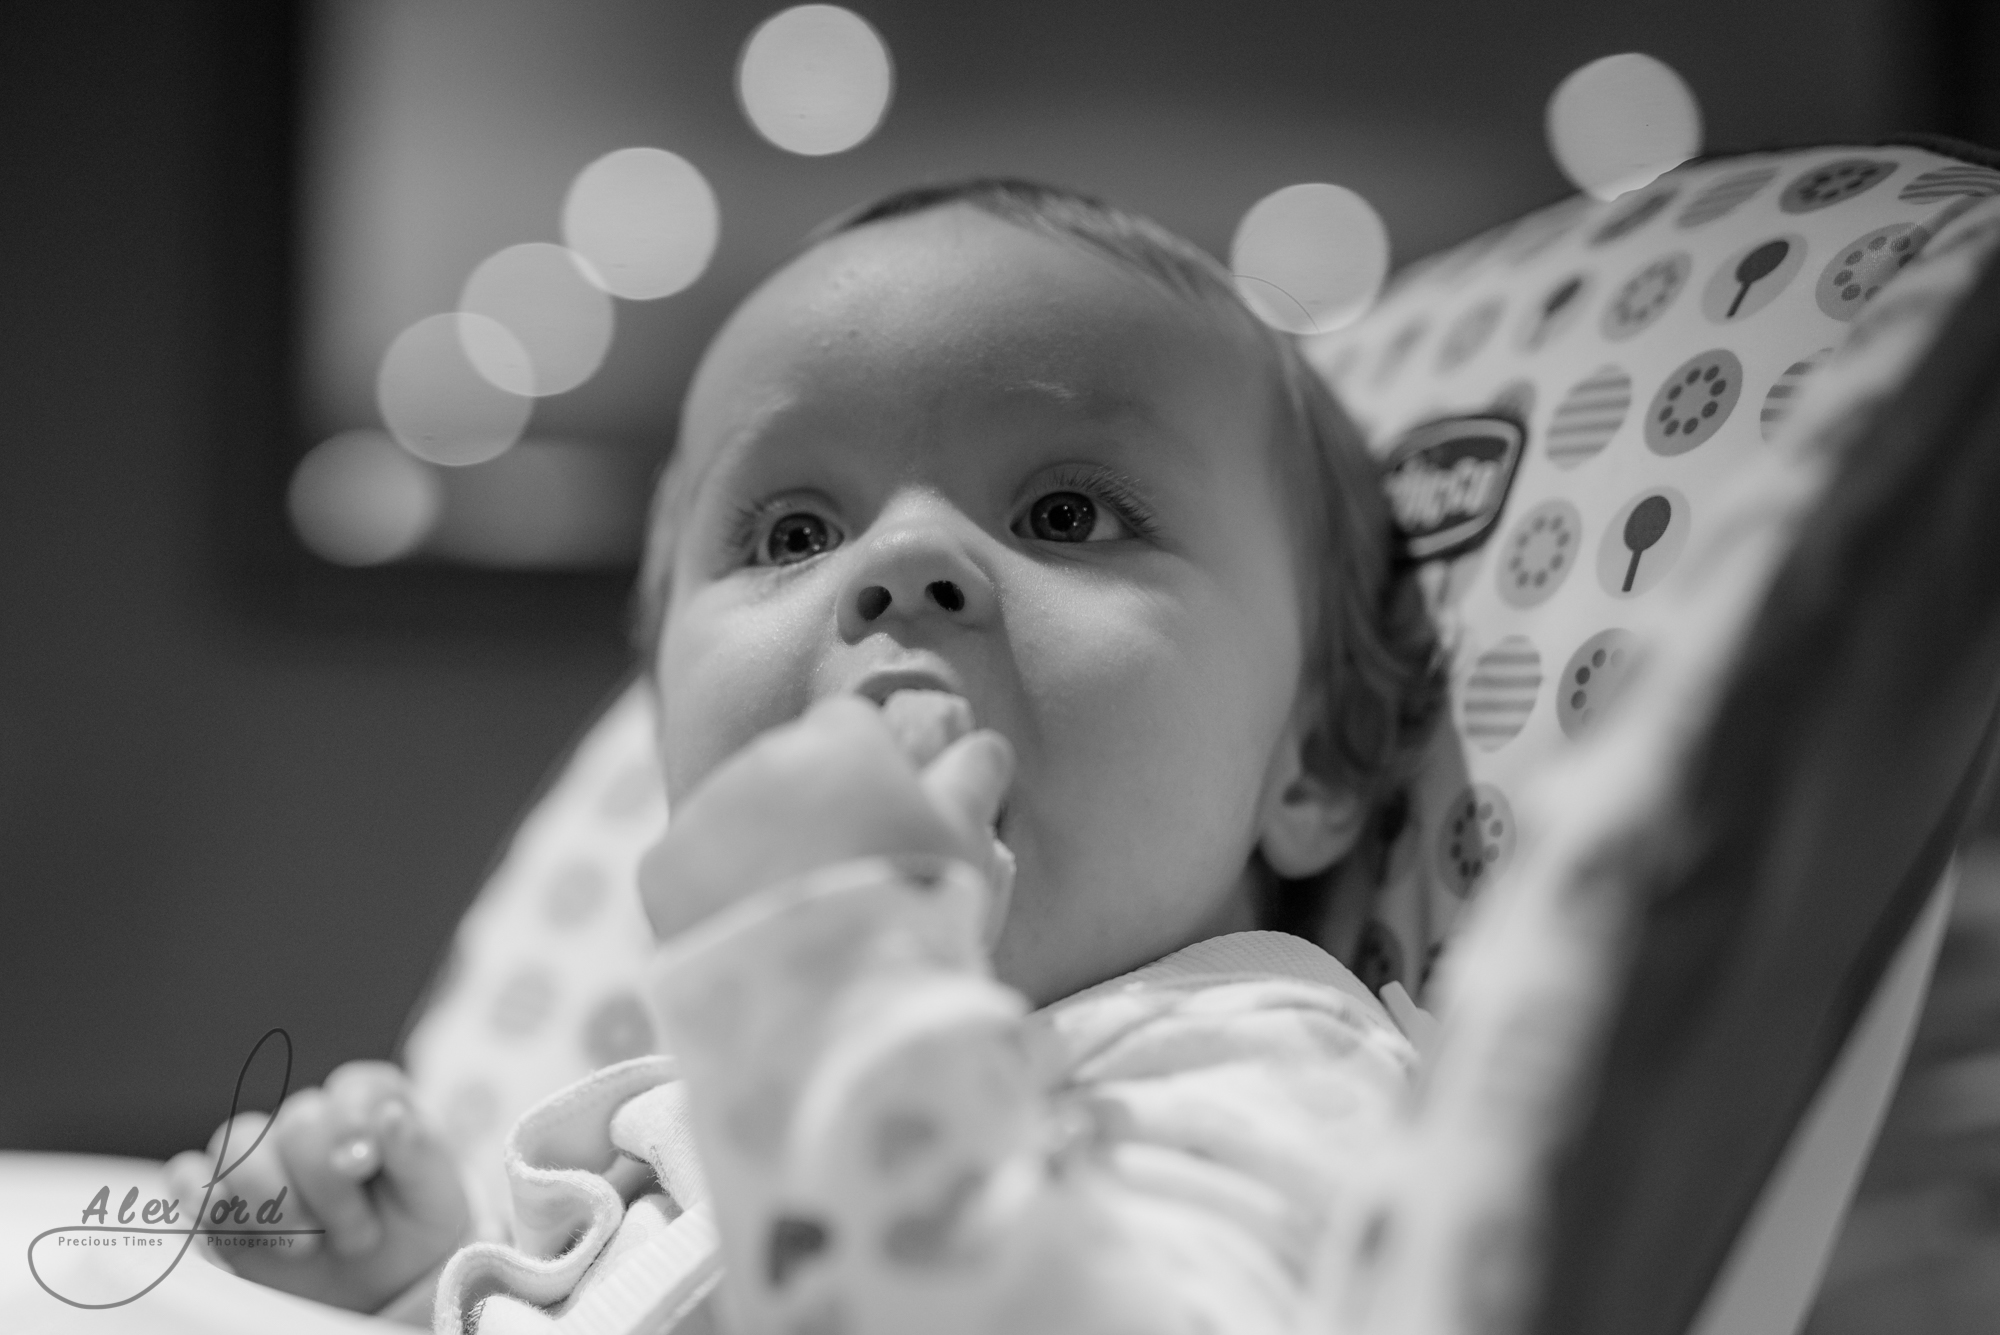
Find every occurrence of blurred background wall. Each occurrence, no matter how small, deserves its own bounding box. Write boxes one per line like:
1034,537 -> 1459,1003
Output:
1,0 -> 1994,1170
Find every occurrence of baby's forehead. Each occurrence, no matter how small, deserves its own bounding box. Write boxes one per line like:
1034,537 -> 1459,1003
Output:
681,208 -> 1282,472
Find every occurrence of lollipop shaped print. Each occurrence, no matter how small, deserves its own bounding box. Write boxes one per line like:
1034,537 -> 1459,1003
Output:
1701,235 -> 1807,323
1596,487 -> 1690,598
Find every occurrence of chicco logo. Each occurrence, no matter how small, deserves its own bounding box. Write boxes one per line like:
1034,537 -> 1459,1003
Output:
1382,415 -> 1525,562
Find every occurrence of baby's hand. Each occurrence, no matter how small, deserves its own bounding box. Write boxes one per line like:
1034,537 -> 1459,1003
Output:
642,692 -> 1012,941
164,1061 -> 469,1313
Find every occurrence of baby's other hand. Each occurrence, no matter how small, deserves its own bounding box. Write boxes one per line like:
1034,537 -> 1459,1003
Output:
164,1060 -> 469,1313
642,693 -> 1012,941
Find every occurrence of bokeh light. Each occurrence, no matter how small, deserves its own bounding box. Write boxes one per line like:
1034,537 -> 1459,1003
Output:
736,6 -> 893,156
1230,184 -> 1390,335
562,148 -> 720,300
377,313 -> 534,466
288,430 -> 441,565
1546,53 -> 1703,201
458,242 -> 614,397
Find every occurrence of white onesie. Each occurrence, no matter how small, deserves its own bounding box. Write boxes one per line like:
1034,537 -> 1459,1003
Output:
432,854 -> 1417,1335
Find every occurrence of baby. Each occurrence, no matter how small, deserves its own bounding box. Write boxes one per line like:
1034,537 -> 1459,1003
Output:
171,179 -> 1443,1329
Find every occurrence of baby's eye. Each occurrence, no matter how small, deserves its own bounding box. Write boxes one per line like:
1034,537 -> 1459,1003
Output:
754,509 -> 841,566
1020,490 -> 1129,543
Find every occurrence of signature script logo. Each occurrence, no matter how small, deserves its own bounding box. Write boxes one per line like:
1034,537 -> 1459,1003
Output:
26,1028 -> 325,1310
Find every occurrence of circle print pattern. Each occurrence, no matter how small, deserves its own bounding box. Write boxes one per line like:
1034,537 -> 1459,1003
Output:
1436,299 -> 1505,372
1700,234 -> 1807,324
442,1081 -> 501,1150
491,967 -> 556,1037
581,991 -> 655,1067
1497,499 -> 1583,609
1557,629 -> 1639,739
1596,486 -> 1690,598
1899,165 -> 2000,204
1602,253 -> 1691,341
1437,784 -> 1516,898
1506,197 -> 1592,265
1460,636 -> 1542,752
1816,223 -> 1925,320
542,861 -> 610,927
1645,349 -> 1742,455
1780,158 -> 1897,213
1678,166 -> 1778,229
1760,348 -> 1833,440
1373,320 -> 1427,386
1352,920 -> 1405,993
1518,272 -> 1594,351
1589,187 -> 1677,248
1546,365 -> 1632,468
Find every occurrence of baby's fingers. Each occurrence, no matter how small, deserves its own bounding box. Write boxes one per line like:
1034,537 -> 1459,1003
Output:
274,1089 -> 381,1258
921,729 -> 1014,835
164,1150 -> 241,1268
374,1099 -> 471,1240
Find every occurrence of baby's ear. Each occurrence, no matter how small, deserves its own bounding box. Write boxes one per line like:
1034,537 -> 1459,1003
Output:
1256,703 -> 1366,879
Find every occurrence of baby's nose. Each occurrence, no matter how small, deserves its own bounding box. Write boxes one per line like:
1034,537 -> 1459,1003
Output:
855,580 -> 964,621
838,517 -> 995,636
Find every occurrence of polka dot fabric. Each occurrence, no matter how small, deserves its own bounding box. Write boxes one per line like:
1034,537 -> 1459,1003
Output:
1307,143 -> 2000,998
401,681 -> 665,1235
1327,149 -> 2000,1335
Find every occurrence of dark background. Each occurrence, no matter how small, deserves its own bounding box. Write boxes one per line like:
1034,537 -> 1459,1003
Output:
2,0 -> 1996,1168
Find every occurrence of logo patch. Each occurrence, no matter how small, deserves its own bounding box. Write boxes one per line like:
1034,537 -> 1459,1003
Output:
1382,415 -> 1525,563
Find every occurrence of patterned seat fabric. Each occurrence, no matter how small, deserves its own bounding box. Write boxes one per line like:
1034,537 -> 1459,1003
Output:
401,141 -> 2000,1237
1309,141 -> 2000,999
402,683 -> 666,1233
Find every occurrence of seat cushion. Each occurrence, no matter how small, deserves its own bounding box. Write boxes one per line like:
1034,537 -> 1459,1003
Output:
1308,140 -> 2000,1001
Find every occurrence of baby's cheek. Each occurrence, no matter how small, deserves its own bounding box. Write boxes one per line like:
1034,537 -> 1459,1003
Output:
656,594 -> 818,801
1006,588 -> 1278,974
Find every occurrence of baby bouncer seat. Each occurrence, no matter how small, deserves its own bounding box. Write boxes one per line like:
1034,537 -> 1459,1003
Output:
398,135 -> 2000,1335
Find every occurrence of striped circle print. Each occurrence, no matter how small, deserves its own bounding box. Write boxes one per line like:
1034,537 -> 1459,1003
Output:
1760,348 -> 1833,440
1678,166 -> 1778,229
1546,365 -> 1632,468
1460,635 -> 1542,751
1899,165 -> 2000,204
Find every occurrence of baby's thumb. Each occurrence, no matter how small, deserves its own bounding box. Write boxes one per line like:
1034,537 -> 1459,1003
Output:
920,729 -> 1013,835
376,1100 -> 469,1237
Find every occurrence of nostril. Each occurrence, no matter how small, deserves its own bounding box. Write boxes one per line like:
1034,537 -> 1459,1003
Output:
857,585 -> 892,621
927,581 -> 965,613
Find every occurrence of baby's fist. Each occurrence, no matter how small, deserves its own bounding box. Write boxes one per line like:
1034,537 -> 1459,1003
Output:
642,693 -> 1012,941
167,1061 -> 469,1313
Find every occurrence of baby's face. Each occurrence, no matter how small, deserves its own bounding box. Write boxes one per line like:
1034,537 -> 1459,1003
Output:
655,206 -> 1319,1004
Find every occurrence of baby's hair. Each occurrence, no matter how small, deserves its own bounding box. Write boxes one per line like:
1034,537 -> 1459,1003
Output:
636,177 -> 1443,837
